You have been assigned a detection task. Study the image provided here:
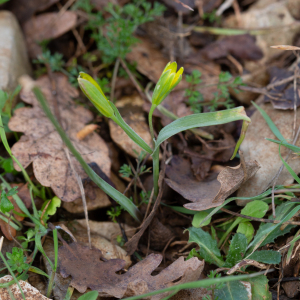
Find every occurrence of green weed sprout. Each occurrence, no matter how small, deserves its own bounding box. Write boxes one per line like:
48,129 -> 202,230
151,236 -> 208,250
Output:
78,62 -> 251,199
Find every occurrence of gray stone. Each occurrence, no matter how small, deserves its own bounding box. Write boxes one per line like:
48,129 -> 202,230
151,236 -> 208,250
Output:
0,11 -> 31,95
237,102 -> 300,205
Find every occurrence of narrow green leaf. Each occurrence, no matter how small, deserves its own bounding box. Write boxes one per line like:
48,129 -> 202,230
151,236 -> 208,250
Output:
266,138 -> 300,153
237,222 -> 254,244
110,103 -> 153,154
33,87 -> 142,222
28,266 -> 50,278
278,144 -> 300,184
154,107 -> 250,153
192,211 -> 211,228
77,291 -> 99,300
252,101 -> 286,142
187,227 -> 224,267
247,275 -> 272,300
248,250 -> 281,264
224,233 -> 248,268
247,203 -> 300,254
215,281 -> 250,300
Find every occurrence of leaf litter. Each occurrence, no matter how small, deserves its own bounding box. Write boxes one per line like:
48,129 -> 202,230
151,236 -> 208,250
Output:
59,242 -> 204,299
3,0 -> 300,299
9,73 -> 111,202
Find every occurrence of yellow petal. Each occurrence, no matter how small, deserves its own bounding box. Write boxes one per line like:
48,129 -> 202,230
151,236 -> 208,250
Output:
78,72 -> 107,100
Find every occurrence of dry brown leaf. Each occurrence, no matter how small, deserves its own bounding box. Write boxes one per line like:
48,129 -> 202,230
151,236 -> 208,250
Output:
227,259 -> 267,275
59,242 -> 204,299
68,220 -> 132,268
8,73 -> 111,202
201,34 -> 263,61
8,0 -> 60,23
0,275 -> 51,300
108,95 -> 152,158
23,11 -> 77,57
164,156 -> 259,211
264,67 -> 300,110
271,45 -> 300,50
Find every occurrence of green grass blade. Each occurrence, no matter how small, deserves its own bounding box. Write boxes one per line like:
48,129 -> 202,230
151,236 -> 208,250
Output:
278,144 -> 300,184
110,103 -> 153,154
154,107 -> 250,153
33,87 -> 142,222
252,101 -> 286,142
266,138 -> 300,153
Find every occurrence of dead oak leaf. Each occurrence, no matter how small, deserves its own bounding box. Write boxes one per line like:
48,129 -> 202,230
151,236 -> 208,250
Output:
165,156 -> 259,211
8,73 -> 111,202
24,11 -> 77,58
59,242 -> 204,299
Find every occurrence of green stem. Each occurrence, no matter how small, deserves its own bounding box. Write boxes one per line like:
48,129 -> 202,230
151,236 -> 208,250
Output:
63,287 -> 74,300
0,114 -> 40,196
152,148 -> 160,198
0,175 -> 41,226
46,270 -> 56,298
32,87 -> 142,222
218,218 -> 240,248
148,105 -> 156,147
0,213 -> 20,230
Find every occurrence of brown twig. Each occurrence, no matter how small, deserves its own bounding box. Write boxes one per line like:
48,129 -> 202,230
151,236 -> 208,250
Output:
221,207 -> 300,225
110,58 -> 120,102
119,58 -> 146,100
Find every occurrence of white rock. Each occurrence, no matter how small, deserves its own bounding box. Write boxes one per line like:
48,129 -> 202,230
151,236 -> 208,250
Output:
0,275 -> 51,299
0,11 -> 31,94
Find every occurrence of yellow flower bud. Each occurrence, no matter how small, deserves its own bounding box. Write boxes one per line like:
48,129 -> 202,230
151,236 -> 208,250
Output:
78,72 -> 114,118
152,62 -> 183,106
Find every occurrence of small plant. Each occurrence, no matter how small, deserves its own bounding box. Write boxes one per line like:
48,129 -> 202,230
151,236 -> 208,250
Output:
6,247 -> 29,274
77,61 -> 250,214
120,164 -> 133,178
185,70 -> 243,113
17,229 -> 35,249
202,10 -> 221,24
203,270 -> 224,300
74,0 -> 165,64
34,50 -> 85,87
107,206 -> 123,222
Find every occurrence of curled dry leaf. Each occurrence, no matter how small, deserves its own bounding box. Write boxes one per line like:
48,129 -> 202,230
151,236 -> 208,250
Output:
201,34 -> 263,61
227,259 -> 267,275
0,275 -> 51,300
108,95 -> 152,158
8,73 -> 111,202
264,67 -> 300,110
23,11 -> 77,57
59,242 -> 204,299
271,45 -> 300,50
165,156 -> 259,211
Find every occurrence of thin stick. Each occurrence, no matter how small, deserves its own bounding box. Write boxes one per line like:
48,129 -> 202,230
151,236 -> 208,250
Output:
110,58 -> 120,102
220,208 -> 300,225
119,58 -> 145,100
64,148 -> 91,248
